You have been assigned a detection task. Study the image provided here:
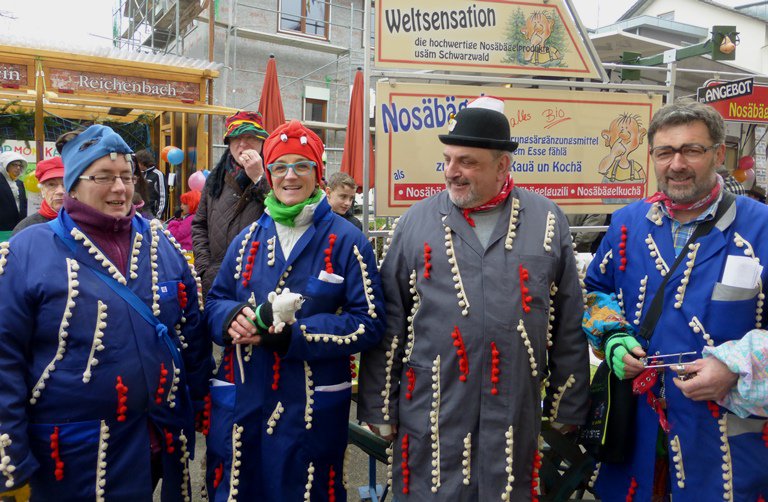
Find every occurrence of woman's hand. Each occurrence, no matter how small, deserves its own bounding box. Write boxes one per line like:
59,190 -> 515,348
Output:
228,306 -> 258,343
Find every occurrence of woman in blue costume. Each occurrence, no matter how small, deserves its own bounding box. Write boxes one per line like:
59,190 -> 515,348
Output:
204,120 -> 385,501
0,125 -> 211,501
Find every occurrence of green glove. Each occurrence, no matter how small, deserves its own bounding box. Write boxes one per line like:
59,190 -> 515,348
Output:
604,332 -> 641,379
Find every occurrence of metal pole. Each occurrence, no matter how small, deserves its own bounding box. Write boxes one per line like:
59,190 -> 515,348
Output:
208,0 -> 215,171
362,0 -> 371,234
666,61 -> 677,103
34,61 -> 44,163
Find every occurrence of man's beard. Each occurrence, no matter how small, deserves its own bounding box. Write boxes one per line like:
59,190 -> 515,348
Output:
658,169 -> 717,205
446,180 -> 481,208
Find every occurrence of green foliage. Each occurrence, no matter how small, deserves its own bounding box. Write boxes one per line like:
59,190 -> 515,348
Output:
503,8 -> 527,65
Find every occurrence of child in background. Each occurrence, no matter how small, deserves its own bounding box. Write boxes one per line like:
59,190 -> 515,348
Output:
325,172 -> 362,230
168,190 -> 200,250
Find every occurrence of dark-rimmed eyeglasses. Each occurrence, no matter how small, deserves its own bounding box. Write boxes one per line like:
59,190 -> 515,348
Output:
267,161 -> 316,178
78,174 -> 138,185
650,143 -> 720,164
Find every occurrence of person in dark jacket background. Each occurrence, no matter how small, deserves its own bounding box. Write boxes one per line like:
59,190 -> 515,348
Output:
191,110 -> 270,297
12,157 -> 65,235
0,151 -> 28,238
135,149 -> 167,219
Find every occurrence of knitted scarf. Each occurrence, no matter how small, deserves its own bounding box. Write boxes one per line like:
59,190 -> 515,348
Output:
264,189 -> 323,227
646,174 -> 723,218
462,175 -> 514,227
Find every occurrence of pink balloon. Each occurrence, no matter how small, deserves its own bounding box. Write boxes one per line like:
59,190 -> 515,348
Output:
188,171 -> 206,191
738,156 -> 755,171
742,167 -> 756,190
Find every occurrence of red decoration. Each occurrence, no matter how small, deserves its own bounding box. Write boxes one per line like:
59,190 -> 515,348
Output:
401,434 -> 410,494
490,342 -> 500,396
405,367 -> 416,400
451,326 -> 469,382
324,234 -> 337,274
115,376 -> 128,422
626,477 -> 638,501
164,428 -> 175,454
328,465 -> 336,502
707,400 -> 721,419
213,462 -> 224,488
155,363 -> 169,405
762,422 -> 768,448
349,354 -> 357,379
202,393 -> 212,436
177,282 -> 188,309
242,241 -> 260,288
223,347 -> 235,383
531,450 -> 542,501
519,265 -> 533,314
272,352 -> 281,391
619,225 -> 628,272
423,242 -> 432,279
50,426 -> 64,481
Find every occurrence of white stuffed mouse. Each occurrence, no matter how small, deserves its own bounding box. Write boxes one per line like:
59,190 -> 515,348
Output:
268,288 -> 305,333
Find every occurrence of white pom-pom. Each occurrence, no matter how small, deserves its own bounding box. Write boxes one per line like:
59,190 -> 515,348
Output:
300,136 -> 308,145
280,133 -> 288,142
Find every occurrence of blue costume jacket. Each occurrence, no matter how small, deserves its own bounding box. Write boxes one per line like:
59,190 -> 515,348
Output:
204,198 -> 385,501
585,196 -> 768,501
0,209 -> 211,501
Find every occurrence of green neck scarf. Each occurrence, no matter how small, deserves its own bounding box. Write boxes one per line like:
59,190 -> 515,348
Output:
264,189 -> 323,227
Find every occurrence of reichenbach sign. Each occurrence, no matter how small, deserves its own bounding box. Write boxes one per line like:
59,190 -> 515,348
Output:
697,78 -> 754,104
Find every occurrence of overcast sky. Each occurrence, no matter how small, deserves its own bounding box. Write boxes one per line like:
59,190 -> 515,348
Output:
0,0 -> 755,49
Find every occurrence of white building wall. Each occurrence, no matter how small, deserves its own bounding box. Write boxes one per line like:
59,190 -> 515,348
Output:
636,0 -> 767,73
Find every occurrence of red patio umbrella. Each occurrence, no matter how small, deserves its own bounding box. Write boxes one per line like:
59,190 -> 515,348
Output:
258,55 -> 286,134
340,69 -> 374,191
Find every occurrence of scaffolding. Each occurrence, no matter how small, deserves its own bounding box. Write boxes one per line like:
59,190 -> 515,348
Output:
112,0 -> 207,55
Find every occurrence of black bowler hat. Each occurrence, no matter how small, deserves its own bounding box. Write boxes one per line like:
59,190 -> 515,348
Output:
439,96 -> 519,152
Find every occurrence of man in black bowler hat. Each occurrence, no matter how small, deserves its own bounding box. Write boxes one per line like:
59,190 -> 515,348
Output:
358,96 -> 589,500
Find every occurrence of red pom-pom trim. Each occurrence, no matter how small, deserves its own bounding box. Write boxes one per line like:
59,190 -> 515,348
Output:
241,241 -> 260,288
406,367 -> 416,400
272,352 -> 281,391
115,376 -> 128,422
50,426 -> 64,481
451,326 -> 469,382
423,242 -> 432,279
401,434 -> 410,494
519,265 -> 532,313
155,362 -> 169,405
490,342 -> 500,395
324,234 -> 337,274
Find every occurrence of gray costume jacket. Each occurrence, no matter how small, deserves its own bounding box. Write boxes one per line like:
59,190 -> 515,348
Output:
358,189 -> 589,501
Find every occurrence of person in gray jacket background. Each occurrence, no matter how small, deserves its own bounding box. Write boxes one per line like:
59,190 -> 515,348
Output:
358,97 -> 589,501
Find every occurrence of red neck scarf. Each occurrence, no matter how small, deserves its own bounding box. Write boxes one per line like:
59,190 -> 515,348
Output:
462,176 -> 514,227
646,174 -> 723,218
38,199 -> 58,220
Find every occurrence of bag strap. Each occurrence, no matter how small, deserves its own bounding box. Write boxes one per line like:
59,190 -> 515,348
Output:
637,190 -> 736,342
48,217 -> 182,367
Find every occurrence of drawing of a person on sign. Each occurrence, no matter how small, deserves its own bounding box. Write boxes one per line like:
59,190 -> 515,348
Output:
599,113 -> 647,203
521,11 -> 563,66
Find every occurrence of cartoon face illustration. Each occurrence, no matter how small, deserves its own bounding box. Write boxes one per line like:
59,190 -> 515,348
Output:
599,113 -> 648,184
521,12 -> 553,48
602,114 -> 647,159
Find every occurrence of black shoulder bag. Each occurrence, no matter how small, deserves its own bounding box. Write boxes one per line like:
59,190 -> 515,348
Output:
580,192 -> 735,463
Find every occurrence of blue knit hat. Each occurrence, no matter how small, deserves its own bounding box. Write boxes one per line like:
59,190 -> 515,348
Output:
62,125 -> 133,192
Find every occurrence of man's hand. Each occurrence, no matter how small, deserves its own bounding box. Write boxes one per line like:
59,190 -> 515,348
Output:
228,306 -> 258,343
368,423 -> 397,441
238,149 -> 264,183
673,357 -> 739,401
604,332 -> 646,379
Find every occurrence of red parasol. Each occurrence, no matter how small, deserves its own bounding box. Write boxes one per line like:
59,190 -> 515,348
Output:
258,55 -> 286,134
340,69 -> 374,191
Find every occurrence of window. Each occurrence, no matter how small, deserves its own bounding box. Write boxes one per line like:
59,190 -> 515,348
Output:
279,0 -> 329,39
304,98 -> 327,144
